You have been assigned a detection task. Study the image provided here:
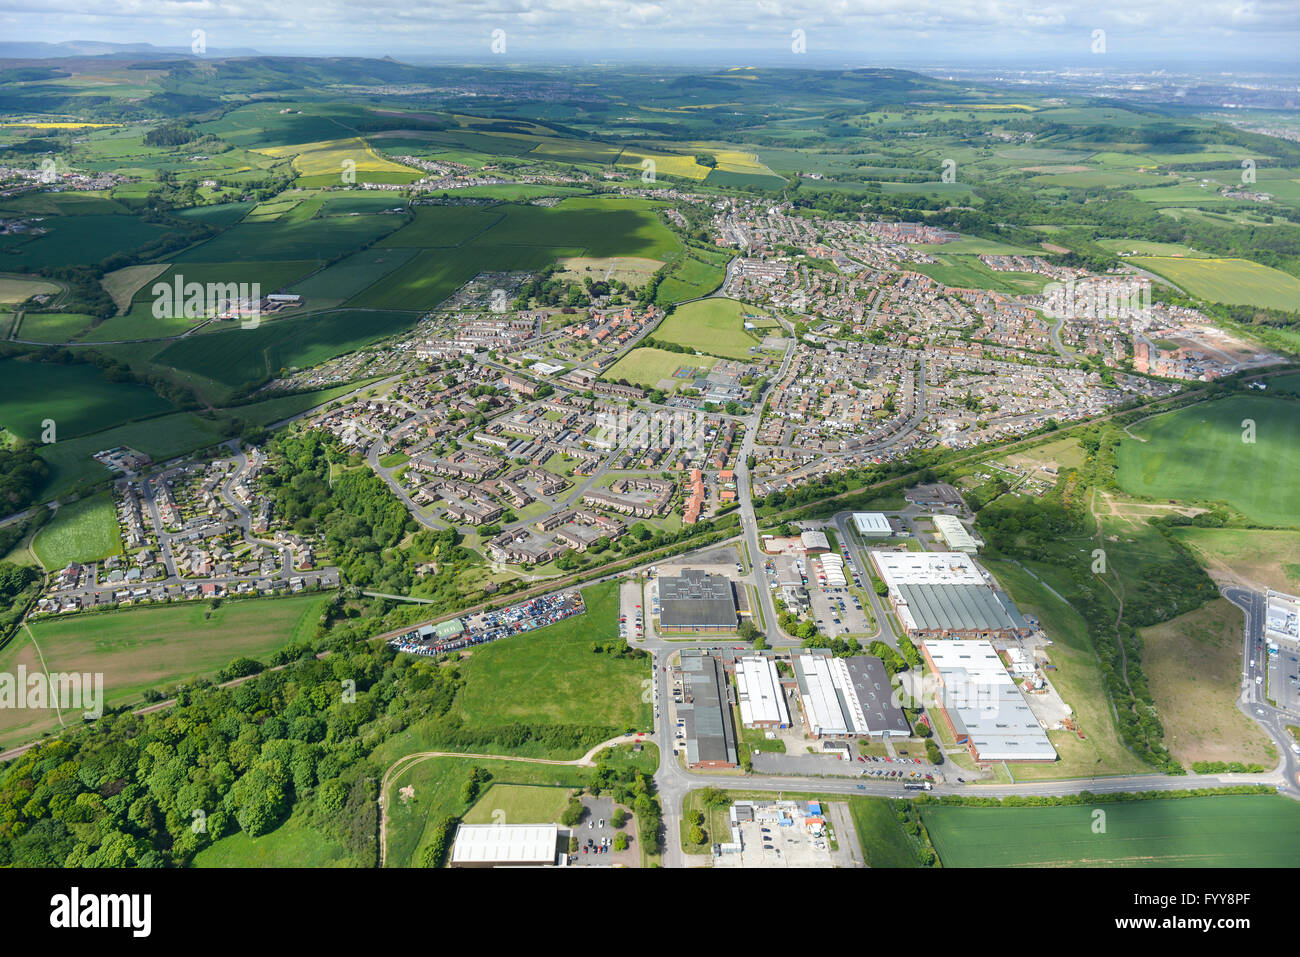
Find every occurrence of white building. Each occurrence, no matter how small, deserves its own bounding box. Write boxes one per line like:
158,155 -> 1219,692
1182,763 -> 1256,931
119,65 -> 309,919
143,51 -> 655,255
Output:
931,514 -> 979,552
735,655 -> 790,729
852,512 -> 893,538
450,824 -> 559,867
922,640 -> 1057,762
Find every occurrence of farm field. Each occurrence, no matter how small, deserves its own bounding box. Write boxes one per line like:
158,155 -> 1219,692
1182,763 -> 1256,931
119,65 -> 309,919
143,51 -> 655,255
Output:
0,593 -> 329,742
32,492 -> 120,569
35,412 -> 226,498
0,275 -> 60,303
14,312 -> 96,342
1130,256 -> 1300,310
0,357 -> 174,442
375,205 -> 502,247
911,254 -> 1053,295
921,795 -> 1300,867
173,215 -> 400,262
655,253 -> 727,304
1142,598 -> 1275,767
153,308 -> 417,394
653,298 -> 766,360
100,262 -> 170,313
604,346 -> 717,390
285,247 -> 421,305
0,214 -> 169,269
1116,397 -> 1300,528
1169,526 -> 1300,592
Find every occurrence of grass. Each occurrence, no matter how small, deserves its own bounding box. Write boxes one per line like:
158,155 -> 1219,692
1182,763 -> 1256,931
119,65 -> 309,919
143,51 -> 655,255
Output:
1170,526 -> 1300,592
982,558 -> 1149,778
911,254 -> 1053,295
921,795 -> 1300,867
0,357 -> 175,443
1130,256 -> 1300,311
0,214 -> 168,270
14,312 -> 96,342
452,581 -> 652,742
1117,396 -> 1300,528
32,492 -> 120,568
0,594 -> 328,744
1142,598 -> 1275,767
654,298 -> 766,360
287,247 -> 419,304
0,275 -> 60,303
604,346 -> 717,390
193,807 -> 356,867
382,756 -> 588,868
376,206 -> 503,248
174,215 -> 401,263
461,783 -> 575,825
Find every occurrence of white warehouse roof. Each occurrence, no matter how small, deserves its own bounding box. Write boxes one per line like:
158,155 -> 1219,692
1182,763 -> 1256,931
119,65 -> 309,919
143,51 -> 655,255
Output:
931,514 -> 978,552
735,656 -> 791,727
450,824 -> 558,866
853,512 -> 893,536
871,550 -> 985,587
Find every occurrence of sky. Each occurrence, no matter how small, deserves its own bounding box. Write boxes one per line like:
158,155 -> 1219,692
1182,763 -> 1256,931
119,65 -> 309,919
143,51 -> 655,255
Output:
1,0 -> 1297,70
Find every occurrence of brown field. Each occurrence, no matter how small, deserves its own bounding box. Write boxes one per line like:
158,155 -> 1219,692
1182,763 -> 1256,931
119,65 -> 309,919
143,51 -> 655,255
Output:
555,256 -> 664,287
1142,598 -> 1276,767
1170,526 -> 1300,592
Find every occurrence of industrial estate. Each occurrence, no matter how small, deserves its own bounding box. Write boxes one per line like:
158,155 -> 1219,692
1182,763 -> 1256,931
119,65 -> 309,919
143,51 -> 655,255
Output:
1,7 -> 1300,879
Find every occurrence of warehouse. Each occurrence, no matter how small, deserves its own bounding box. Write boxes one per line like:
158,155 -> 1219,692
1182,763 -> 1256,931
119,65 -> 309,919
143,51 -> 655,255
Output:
679,651 -> 739,768
792,652 -> 909,739
449,824 -> 560,867
871,550 -> 1031,639
818,553 -> 847,587
931,514 -> 979,553
659,568 -> 738,634
800,529 -> 830,554
922,640 -> 1057,763
852,512 -> 893,538
735,655 -> 790,729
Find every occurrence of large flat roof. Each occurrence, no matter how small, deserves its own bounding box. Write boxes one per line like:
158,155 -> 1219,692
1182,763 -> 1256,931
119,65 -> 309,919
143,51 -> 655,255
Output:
931,514 -> 978,551
895,582 -> 1026,633
923,640 -> 1056,761
660,568 -> 737,628
680,654 -> 739,765
793,654 -> 908,737
450,824 -> 558,865
853,512 -> 892,536
871,550 -> 984,587
736,655 -> 790,727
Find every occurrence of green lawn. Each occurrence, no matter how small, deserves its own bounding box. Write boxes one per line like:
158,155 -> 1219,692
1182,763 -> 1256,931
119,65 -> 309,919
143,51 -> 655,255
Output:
604,346 -> 717,390
1117,396 -> 1300,528
462,783 -> 575,825
32,492 -> 121,568
922,795 -> 1300,867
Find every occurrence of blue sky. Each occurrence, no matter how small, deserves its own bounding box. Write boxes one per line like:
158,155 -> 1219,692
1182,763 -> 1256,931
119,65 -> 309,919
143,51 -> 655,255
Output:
2,0 -> 1297,68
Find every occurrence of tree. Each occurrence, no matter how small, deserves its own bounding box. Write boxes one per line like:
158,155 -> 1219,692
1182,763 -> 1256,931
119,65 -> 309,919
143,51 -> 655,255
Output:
561,798 -> 583,827
610,807 -> 628,829
613,832 -> 629,851
688,824 -> 707,846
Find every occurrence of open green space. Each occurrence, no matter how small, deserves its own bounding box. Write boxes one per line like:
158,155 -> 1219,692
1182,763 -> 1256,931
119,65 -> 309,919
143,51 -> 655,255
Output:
32,492 -> 120,568
193,808 -> 356,868
655,298 -> 766,360
922,795 -> 1300,867
14,312 -> 96,342
461,783 -> 574,824
604,346 -> 717,390
0,214 -> 168,269
1117,397 -> 1300,528
911,254 -> 1052,294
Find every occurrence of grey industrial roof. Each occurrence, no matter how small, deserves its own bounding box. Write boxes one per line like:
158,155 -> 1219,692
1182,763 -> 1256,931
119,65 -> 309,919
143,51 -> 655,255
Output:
897,582 -> 1026,632
842,655 -> 910,736
660,569 -> 737,628
679,655 -> 738,765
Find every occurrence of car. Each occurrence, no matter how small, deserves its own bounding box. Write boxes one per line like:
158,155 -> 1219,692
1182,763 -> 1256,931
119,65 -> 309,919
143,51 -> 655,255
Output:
588,821 -> 593,829
856,784 -> 866,790
582,847 -> 588,854
599,819 -> 604,828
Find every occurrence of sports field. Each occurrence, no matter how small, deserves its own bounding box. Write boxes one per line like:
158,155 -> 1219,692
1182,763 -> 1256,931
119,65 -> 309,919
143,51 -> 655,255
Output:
604,346 -> 717,390
922,795 -> 1300,867
654,298 -> 765,360
0,593 -> 329,742
32,492 -> 121,568
1130,256 -> 1300,311
1116,397 -> 1300,528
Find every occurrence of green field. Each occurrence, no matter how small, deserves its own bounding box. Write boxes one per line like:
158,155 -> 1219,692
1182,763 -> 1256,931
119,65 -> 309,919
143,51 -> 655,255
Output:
1117,397 -> 1300,527
654,298 -> 766,359
0,357 -> 175,442
376,206 -> 503,247
288,247 -> 419,304
911,254 -> 1053,295
193,808 -> 356,868
453,581 -> 651,739
1130,256 -> 1300,311
32,492 -> 120,568
604,346 -> 717,390
922,795 -> 1300,867
461,783 -> 574,824
0,214 -> 169,269
153,308 -> 418,393
14,312 -> 96,342
0,594 -> 329,743
173,215 -> 400,262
